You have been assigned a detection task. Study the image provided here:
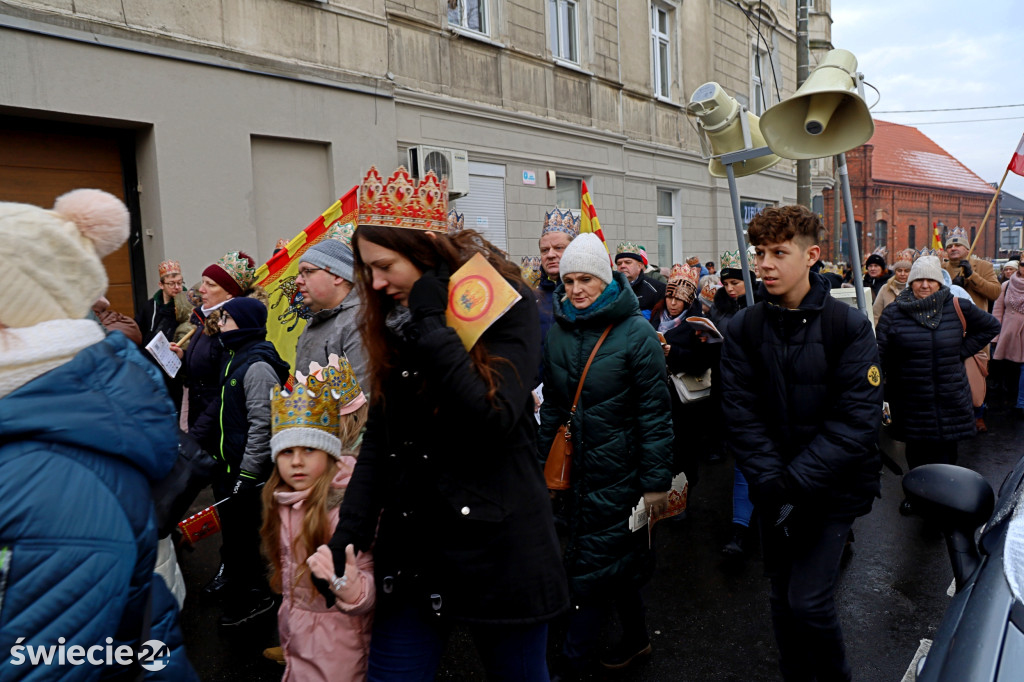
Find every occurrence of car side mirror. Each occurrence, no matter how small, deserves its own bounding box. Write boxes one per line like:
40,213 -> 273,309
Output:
903,464 -> 994,592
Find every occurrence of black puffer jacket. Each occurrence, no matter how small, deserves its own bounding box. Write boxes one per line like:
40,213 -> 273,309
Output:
327,288 -> 568,625
876,289 -> 1000,442
629,271 -> 667,314
721,273 -> 883,518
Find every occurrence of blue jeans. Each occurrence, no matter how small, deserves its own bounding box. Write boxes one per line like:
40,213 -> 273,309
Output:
368,604 -> 550,681
732,467 -> 754,527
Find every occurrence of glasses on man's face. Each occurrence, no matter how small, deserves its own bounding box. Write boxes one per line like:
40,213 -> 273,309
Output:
163,279 -> 184,288
297,267 -> 323,279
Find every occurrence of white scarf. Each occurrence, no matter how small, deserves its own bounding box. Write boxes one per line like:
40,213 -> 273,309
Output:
0,319 -> 105,399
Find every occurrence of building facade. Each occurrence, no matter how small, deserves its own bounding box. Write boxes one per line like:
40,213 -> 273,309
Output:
821,120 -> 997,264
0,0 -> 833,314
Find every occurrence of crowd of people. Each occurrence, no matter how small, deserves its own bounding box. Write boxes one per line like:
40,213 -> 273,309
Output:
0,172 -> 1009,682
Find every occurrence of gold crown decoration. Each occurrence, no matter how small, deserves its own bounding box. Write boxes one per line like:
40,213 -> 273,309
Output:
274,238 -> 289,252
304,353 -> 366,416
323,221 -> 356,247
720,250 -> 741,271
617,242 -> 644,257
448,209 -> 465,236
270,382 -> 342,461
915,248 -> 938,260
542,208 -> 580,239
819,261 -> 842,275
216,251 -> 257,291
699,282 -> 719,303
946,226 -> 969,247
158,259 -> 181,279
871,245 -> 888,258
520,256 -> 541,288
358,166 -> 448,232
685,255 -> 701,266
894,249 -> 916,267
669,263 -> 700,287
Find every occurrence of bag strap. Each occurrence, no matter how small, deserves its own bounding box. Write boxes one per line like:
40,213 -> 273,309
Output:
952,296 -> 967,337
570,324 -> 614,414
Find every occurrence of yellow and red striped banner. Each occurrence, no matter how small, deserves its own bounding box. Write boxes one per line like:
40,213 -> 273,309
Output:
931,221 -> 943,250
580,180 -> 610,259
255,186 -> 358,374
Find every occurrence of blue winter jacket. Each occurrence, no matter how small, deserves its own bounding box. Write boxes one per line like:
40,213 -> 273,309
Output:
0,332 -> 197,681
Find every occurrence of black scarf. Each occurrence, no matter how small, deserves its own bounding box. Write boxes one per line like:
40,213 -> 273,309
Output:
895,286 -> 951,330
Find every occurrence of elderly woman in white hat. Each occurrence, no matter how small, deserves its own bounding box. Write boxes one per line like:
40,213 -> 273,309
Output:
876,256 -> 1000,514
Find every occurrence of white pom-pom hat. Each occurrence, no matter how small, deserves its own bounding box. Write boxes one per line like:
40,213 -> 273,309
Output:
0,189 -> 130,329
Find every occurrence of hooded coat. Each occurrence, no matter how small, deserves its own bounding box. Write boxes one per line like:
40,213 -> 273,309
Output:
877,289 -> 1000,442
721,272 -> 883,519
0,333 -> 197,681
274,463 -> 374,682
540,271 -> 673,600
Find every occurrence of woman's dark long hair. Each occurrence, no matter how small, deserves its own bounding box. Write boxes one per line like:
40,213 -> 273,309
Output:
353,226 -> 525,404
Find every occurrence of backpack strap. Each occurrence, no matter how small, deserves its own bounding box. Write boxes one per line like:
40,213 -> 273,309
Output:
952,295 -> 967,337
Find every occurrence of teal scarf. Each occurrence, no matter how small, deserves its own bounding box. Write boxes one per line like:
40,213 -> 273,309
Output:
560,280 -> 620,322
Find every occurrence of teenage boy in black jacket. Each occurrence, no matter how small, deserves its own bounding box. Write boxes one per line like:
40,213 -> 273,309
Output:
720,205 -> 883,682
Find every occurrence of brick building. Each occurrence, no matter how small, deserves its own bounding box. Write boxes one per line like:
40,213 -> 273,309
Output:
822,120 -> 996,263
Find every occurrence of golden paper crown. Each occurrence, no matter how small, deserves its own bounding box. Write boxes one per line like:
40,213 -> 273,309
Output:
358,166 -> 448,232
304,353 -> 366,415
669,263 -> 700,287
542,208 -> 580,239
685,255 -> 701,266
819,261 -> 842,275
699,282 -> 718,302
720,250 -> 741,271
270,382 -> 342,460
158,259 -> 181,279
214,251 -> 257,291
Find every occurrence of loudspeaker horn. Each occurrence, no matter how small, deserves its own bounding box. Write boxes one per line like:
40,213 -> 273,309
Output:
759,49 -> 874,160
686,82 -> 781,178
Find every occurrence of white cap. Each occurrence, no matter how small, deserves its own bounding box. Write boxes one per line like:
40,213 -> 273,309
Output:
557,233 -> 613,283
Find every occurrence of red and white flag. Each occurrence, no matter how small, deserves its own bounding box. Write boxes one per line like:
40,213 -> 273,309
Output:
1009,133 -> 1024,177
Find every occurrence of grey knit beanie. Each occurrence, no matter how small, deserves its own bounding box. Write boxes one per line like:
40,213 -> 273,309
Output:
304,238 -> 354,282
558,233 -> 613,283
908,255 -> 945,286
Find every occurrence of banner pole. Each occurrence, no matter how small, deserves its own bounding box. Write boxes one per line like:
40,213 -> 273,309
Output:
968,167 -> 1010,257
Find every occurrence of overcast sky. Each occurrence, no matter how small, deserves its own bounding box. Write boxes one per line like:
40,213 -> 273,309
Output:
830,0 -> 1024,204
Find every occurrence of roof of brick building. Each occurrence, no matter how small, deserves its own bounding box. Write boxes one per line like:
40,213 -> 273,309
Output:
867,120 -> 995,195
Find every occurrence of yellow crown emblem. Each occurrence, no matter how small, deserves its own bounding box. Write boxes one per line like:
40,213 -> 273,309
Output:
303,353 -> 366,415
358,166 -> 448,232
270,382 -> 342,460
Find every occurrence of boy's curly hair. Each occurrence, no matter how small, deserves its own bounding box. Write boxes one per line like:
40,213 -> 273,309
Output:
747,205 -> 821,248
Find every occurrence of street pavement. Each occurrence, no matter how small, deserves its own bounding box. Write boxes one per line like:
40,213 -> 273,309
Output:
177,401 -> 1024,681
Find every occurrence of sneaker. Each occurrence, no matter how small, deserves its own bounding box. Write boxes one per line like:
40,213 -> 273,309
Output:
599,638 -> 652,670
721,524 -> 748,557
262,647 -> 286,666
220,593 -> 275,627
202,564 -> 228,597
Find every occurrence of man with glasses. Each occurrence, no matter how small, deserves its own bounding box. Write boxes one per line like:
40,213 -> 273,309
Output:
137,258 -> 186,346
294,238 -> 368,388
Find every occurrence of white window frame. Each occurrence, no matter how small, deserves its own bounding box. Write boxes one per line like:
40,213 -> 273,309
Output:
751,45 -> 770,116
657,188 -> 683,265
651,3 -> 672,101
555,175 -> 583,215
447,0 -> 489,37
548,0 -> 580,64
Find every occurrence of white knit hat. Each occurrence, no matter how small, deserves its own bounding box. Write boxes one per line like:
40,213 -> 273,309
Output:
558,232 -> 612,283
907,255 -> 945,286
0,190 -> 130,329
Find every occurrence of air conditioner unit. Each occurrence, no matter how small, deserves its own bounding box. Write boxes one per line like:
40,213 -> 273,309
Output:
407,146 -> 470,198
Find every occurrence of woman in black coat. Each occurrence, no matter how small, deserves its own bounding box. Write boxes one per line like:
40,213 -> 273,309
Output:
876,256 -> 1000,514
321,185 -> 568,680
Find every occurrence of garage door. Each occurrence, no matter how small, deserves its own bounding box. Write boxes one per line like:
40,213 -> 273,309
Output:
0,124 -> 135,316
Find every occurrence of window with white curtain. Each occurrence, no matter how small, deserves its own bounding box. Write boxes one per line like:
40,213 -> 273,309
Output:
651,4 -> 672,99
548,0 -> 579,63
447,0 -> 488,35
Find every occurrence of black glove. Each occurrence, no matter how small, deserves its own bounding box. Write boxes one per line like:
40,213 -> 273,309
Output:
408,263 -> 451,321
959,260 -> 973,278
757,475 -> 791,510
231,472 -> 259,496
312,574 -> 336,609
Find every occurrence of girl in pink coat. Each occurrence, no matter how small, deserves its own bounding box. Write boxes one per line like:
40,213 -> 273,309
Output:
262,354 -> 373,681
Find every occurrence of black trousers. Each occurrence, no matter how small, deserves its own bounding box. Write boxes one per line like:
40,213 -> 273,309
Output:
213,471 -> 269,608
760,516 -> 854,682
905,439 -> 958,470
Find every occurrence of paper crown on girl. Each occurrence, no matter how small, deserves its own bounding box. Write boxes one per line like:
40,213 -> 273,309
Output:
302,353 -> 366,416
542,208 -> 580,239
448,209 -> 464,235
720,250 -> 741,271
270,382 -> 342,461
358,166 -> 448,232
520,256 -> 541,288
158,259 -> 181,278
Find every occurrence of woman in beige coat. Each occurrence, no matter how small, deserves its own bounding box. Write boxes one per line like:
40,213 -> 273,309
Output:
873,250 -> 914,325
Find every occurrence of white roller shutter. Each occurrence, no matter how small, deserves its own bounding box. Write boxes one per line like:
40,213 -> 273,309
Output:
451,162 -> 507,251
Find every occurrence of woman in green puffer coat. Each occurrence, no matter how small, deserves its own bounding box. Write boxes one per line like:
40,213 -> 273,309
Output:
539,233 -> 674,675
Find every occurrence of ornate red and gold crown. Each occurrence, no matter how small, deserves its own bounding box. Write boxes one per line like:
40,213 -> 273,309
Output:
358,166 -> 448,232
158,259 -> 181,278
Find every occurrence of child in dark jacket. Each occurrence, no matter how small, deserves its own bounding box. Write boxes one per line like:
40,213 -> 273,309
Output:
215,296 -> 291,627
720,205 -> 883,682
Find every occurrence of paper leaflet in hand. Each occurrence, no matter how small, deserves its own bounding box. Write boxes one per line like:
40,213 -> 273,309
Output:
446,252 -> 522,350
144,331 -> 182,378
629,471 -> 689,540
685,317 -> 723,343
